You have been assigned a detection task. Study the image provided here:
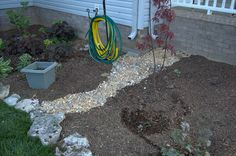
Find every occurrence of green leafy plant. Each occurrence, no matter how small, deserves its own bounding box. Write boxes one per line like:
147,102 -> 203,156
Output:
0,58 -> 13,78
52,19 -> 63,25
17,53 -> 32,70
6,0 -> 30,35
174,69 -> 181,77
38,27 -> 47,34
43,38 -> 59,49
0,38 -> 4,52
161,122 -> 211,156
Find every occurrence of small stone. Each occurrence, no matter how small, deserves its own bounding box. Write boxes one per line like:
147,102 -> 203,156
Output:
64,133 -> 89,148
57,133 -> 92,156
100,73 -> 110,77
55,147 -> 62,156
0,83 -> 10,100
4,94 -> 21,106
15,99 -> 39,113
83,44 -> 89,51
181,121 -> 190,132
166,84 -> 175,89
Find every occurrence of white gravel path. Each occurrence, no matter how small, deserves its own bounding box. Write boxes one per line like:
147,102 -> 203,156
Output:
40,49 -> 184,113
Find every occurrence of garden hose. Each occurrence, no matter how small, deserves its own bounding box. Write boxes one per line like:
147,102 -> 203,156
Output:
88,15 -> 122,64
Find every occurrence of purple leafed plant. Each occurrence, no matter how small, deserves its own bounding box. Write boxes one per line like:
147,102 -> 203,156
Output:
137,0 -> 176,69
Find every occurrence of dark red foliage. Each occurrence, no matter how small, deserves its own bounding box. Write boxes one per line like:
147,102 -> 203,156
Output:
4,35 -> 44,56
48,21 -> 75,42
137,0 -> 176,55
156,38 -> 164,46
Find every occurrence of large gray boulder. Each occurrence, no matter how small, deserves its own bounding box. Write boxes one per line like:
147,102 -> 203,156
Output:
0,83 -> 10,100
28,113 -> 65,145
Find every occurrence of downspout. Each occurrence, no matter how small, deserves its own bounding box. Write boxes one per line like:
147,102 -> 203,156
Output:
149,0 -> 158,39
128,0 -> 139,40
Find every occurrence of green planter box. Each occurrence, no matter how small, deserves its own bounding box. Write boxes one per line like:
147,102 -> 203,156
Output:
21,62 -> 58,89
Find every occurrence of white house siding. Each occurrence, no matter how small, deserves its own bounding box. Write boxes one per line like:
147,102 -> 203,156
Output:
0,0 -> 33,9
143,0 -> 150,28
33,0 -> 134,27
0,0 -> 149,29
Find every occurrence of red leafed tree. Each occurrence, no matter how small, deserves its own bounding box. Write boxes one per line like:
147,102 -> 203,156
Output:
137,0 -> 176,69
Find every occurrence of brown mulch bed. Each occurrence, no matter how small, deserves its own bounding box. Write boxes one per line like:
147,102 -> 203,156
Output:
1,25 -> 112,101
61,55 -> 236,156
2,48 -> 112,101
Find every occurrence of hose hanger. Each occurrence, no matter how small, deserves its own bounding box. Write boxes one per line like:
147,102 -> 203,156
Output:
86,0 -> 122,64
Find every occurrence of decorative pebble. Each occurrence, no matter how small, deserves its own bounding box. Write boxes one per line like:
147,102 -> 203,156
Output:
41,49 -> 183,113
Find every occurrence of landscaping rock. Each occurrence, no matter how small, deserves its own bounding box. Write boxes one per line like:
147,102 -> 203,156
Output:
0,83 -> 10,100
4,94 -> 21,106
28,113 -> 65,145
56,133 -> 92,156
15,99 -> 39,113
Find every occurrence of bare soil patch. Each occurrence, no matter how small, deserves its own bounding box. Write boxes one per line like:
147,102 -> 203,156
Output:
61,55 -> 236,156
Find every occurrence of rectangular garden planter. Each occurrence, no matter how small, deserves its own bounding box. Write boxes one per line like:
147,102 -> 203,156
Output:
21,62 -> 58,89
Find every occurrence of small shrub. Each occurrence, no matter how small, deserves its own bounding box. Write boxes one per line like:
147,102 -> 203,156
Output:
17,53 -> 32,70
4,35 -> 44,56
161,122 -> 211,156
0,58 -> 13,78
6,0 -> 30,35
48,21 -> 75,42
43,38 -> 59,49
38,27 -> 47,34
136,0 -> 175,69
45,43 -> 72,61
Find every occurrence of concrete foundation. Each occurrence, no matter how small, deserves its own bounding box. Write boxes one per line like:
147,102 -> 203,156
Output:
0,6 -> 235,65
171,8 -> 236,65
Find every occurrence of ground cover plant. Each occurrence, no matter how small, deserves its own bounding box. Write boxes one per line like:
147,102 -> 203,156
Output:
0,101 -> 55,156
161,122 -> 211,156
0,58 -> 13,78
16,53 -> 32,70
0,1 -> 76,78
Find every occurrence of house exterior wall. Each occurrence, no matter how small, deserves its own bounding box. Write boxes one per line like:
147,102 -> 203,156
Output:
33,7 -> 144,49
0,0 -> 33,9
33,0 -> 134,27
171,8 -> 236,65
